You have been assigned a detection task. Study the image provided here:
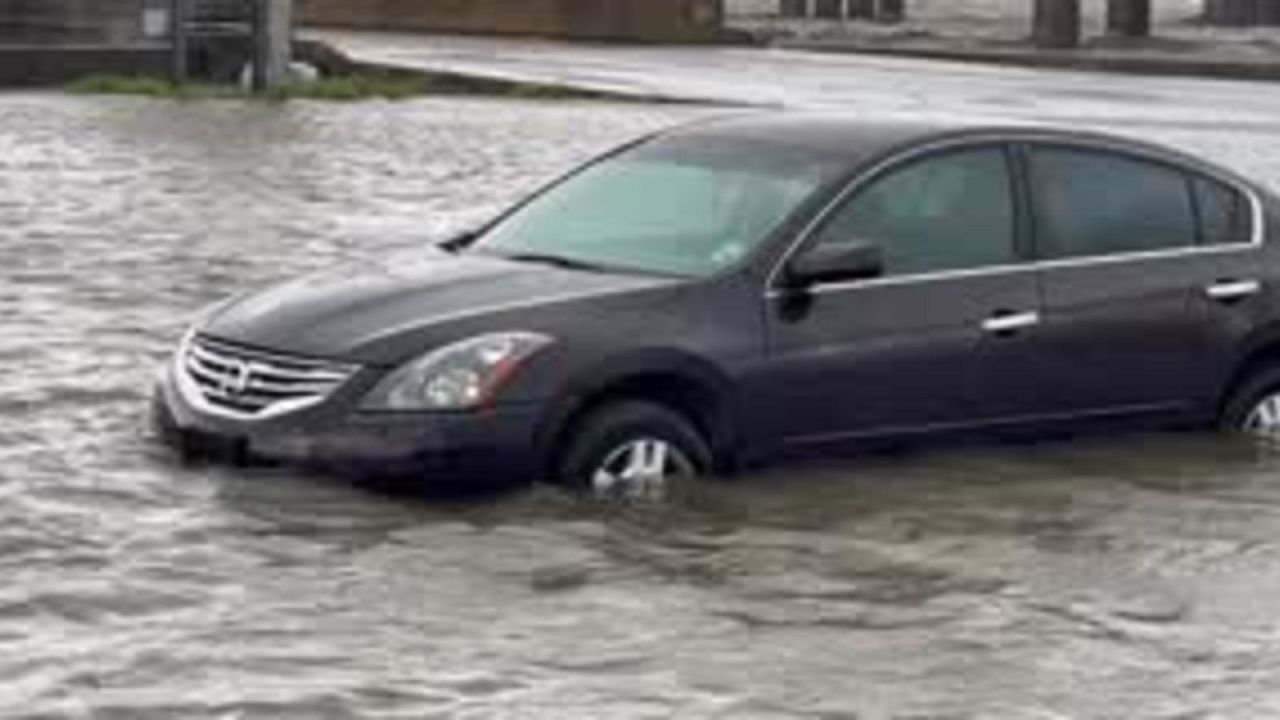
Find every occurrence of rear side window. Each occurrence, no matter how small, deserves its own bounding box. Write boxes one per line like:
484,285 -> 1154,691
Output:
810,146 -> 1016,277
1030,147 -> 1196,260
1194,177 -> 1253,246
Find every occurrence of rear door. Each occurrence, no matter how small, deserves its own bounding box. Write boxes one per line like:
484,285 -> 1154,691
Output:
1191,172 -> 1269,394
751,143 -> 1044,446
1024,143 -> 1227,417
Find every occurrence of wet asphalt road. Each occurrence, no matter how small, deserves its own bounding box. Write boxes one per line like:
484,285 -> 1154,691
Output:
4,84 -> 1280,718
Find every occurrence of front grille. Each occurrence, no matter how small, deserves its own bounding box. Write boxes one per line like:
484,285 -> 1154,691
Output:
180,336 -> 356,419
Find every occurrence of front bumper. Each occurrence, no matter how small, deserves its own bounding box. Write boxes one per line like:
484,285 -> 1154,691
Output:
152,361 -> 543,486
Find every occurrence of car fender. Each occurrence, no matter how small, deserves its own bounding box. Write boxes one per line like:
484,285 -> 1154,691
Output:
531,347 -> 741,473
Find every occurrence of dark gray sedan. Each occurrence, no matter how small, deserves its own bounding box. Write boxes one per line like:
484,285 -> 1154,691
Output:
154,114 -> 1280,496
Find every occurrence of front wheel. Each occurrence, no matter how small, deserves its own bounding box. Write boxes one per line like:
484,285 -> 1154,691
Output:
1221,366 -> 1280,438
556,401 -> 712,500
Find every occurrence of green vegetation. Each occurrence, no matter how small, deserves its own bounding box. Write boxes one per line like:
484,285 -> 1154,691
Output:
269,72 -> 425,101
65,70 -> 623,103
65,74 -> 234,99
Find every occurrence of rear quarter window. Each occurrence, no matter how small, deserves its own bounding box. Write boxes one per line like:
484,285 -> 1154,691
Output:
1193,176 -> 1254,246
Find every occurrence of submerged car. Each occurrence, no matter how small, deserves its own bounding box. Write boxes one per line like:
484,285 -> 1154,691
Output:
155,114 -> 1280,495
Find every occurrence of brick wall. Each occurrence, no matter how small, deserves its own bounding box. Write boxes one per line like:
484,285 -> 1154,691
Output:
298,0 -> 723,42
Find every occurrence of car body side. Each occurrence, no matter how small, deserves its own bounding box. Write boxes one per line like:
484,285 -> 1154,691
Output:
155,122 -> 1280,484
513,128 -> 1280,474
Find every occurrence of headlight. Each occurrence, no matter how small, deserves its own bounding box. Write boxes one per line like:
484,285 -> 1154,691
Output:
362,332 -> 555,411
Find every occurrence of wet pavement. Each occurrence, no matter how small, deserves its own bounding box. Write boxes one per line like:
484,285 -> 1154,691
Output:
5,89 -> 1280,718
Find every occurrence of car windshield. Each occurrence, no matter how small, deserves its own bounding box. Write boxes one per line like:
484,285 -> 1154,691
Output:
471,140 -> 836,277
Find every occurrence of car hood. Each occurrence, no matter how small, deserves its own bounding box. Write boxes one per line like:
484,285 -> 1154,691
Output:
201,251 -> 676,365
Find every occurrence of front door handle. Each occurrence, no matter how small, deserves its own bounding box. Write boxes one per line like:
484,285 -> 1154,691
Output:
1206,279 -> 1261,302
982,311 -> 1040,335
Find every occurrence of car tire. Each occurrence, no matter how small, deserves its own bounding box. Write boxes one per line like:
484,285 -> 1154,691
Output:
557,400 -> 712,499
1221,365 -> 1280,437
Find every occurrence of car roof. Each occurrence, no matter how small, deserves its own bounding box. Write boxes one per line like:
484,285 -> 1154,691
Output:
661,113 -> 959,158
655,113 -> 1244,185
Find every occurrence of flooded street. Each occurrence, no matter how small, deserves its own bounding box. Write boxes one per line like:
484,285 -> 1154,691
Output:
6,93 -> 1280,718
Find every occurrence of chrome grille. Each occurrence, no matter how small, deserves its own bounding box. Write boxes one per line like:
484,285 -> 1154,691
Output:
180,336 -> 356,419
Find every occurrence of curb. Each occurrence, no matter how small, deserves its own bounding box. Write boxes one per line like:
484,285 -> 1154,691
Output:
297,37 -> 744,106
775,38 -> 1280,82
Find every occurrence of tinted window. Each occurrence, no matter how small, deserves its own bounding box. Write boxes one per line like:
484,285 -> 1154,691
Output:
810,147 -> 1015,276
1031,147 -> 1196,259
1194,177 -> 1252,246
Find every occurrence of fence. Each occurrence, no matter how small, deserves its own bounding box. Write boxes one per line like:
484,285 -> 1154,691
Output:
724,0 -> 1236,27
724,0 -> 903,21
723,0 -> 1212,37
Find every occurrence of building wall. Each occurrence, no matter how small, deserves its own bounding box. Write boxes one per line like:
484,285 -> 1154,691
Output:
0,0 -> 147,43
298,0 -> 723,42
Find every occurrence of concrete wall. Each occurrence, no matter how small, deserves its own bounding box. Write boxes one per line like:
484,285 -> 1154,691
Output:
298,0 -> 723,42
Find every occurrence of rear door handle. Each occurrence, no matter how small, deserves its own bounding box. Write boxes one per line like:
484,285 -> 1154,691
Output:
982,311 -> 1040,335
1207,280 -> 1261,302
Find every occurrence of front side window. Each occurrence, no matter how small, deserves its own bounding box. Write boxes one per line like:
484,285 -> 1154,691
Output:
472,141 -> 835,278
808,146 -> 1016,277
1030,147 -> 1196,259
1194,176 -> 1253,246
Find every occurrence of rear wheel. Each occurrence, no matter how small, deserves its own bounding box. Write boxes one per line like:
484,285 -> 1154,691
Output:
556,401 -> 712,500
1221,365 -> 1280,438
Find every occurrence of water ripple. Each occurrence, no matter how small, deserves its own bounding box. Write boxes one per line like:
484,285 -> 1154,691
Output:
5,93 -> 1280,718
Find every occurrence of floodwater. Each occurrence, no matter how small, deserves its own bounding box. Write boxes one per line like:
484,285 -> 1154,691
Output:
5,94 -> 1280,719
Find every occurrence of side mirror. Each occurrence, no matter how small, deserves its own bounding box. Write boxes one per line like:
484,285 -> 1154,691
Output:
785,241 -> 884,288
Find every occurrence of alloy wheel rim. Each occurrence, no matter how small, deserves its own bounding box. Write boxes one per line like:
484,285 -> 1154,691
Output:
1243,392 -> 1280,436
591,437 -> 696,499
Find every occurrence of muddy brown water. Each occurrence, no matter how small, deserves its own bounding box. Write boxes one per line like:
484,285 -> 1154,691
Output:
5,95 -> 1280,718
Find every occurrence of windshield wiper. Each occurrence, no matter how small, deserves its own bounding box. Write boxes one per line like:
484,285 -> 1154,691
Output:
500,252 -> 613,273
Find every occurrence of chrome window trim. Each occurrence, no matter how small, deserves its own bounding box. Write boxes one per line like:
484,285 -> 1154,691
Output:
764,132 -> 1266,298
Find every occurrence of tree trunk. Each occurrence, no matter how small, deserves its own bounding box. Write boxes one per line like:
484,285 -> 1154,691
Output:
1107,0 -> 1150,36
1033,0 -> 1079,48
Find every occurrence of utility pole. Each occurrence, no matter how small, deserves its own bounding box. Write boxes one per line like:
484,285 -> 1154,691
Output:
1106,0 -> 1151,36
1033,0 -> 1080,48
170,0 -> 190,82
251,0 -> 292,91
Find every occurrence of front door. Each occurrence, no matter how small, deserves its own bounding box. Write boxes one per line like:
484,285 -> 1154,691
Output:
750,144 -> 1043,447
